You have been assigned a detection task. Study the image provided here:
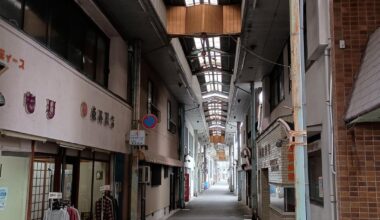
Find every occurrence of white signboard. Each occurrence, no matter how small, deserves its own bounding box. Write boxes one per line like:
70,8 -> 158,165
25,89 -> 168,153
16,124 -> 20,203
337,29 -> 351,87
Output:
48,192 -> 62,199
129,130 -> 145,145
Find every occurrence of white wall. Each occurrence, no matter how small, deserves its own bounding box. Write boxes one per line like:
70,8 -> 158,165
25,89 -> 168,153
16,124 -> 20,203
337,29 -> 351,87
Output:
0,154 -> 30,220
145,167 -> 170,217
305,56 -> 325,126
108,37 -> 129,99
0,20 -> 132,153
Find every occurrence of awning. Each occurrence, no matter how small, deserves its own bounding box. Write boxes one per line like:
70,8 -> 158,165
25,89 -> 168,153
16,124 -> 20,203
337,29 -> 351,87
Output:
138,150 -> 183,167
346,28 -> 380,123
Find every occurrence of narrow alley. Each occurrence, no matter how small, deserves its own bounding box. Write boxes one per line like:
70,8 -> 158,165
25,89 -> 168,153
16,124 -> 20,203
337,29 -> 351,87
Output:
168,182 -> 251,220
0,0 -> 380,220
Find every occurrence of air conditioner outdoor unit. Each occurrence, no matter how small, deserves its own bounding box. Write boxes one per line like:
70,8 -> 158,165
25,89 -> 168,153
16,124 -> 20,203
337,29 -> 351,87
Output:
138,166 -> 151,184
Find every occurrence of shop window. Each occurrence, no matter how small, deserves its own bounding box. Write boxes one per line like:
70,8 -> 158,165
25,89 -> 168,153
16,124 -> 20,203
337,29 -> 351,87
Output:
0,151 -> 31,220
23,0 -> 48,44
308,149 -> 323,205
0,0 -> 110,89
167,100 -> 172,130
151,164 -> 162,186
78,159 -> 93,219
269,184 -> 295,213
0,0 -> 23,28
148,80 -> 160,119
95,36 -> 109,87
78,156 -> 110,220
49,0 -> 68,58
270,53 -> 285,110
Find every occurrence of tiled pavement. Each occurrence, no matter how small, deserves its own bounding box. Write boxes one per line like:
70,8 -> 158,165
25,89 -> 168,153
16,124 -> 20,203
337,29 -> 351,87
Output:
168,182 -> 251,220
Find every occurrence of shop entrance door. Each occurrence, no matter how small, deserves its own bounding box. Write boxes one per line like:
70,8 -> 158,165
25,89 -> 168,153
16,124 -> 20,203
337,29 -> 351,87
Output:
170,173 -> 175,211
62,156 -> 79,208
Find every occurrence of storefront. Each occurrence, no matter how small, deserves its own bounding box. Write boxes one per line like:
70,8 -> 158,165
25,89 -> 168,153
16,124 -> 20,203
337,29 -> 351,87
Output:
256,120 -> 295,220
0,18 -> 132,220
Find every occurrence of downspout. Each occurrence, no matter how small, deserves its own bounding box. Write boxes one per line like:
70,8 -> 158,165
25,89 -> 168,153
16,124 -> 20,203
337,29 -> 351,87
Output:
237,122 -> 242,201
325,42 -> 338,220
179,104 -> 185,208
250,82 -> 258,219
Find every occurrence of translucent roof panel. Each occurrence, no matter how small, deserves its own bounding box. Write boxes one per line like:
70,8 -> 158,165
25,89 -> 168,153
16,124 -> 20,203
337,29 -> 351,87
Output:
185,0 -> 200,7
194,38 -> 202,49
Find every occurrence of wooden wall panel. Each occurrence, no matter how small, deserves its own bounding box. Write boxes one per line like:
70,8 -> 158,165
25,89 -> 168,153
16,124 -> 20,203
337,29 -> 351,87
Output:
203,5 -> 223,35
223,5 -> 241,34
167,4 -> 241,36
185,5 -> 204,35
167,6 -> 186,35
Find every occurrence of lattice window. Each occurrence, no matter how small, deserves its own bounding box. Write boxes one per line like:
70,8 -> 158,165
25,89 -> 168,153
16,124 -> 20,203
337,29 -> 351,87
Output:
30,160 -> 55,220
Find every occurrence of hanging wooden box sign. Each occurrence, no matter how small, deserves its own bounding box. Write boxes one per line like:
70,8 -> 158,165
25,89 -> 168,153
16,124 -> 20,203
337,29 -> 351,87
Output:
210,135 -> 225,144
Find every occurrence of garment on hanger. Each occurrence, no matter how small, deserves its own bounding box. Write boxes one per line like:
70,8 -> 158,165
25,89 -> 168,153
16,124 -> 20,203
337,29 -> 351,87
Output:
43,208 -> 70,220
95,194 -> 115,220
67,206 -> 81,220
44,200 -> 80,220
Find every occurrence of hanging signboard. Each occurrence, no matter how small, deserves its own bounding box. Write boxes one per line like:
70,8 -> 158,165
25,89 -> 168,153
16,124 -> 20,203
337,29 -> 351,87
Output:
142,114 -> 158,129
129,130 -> 146,146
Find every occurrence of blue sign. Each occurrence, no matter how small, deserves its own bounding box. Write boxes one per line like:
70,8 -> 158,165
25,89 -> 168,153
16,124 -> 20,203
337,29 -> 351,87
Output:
142,114 -> 158,129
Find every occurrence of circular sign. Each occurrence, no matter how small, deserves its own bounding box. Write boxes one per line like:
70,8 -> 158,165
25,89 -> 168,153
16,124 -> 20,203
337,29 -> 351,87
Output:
80,102 -> 88,118
142,114 -> 158,129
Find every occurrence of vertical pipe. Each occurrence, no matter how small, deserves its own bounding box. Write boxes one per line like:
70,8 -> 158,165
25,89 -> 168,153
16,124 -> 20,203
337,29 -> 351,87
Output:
194,130 -> 199,196
250,82 -> 258,219
179,105 -> 185,208
203,144 -> 207,190
229,144 -> 233,191
237,122 -> 242,201
130,40 -> 142,220
289,0 -> 311,219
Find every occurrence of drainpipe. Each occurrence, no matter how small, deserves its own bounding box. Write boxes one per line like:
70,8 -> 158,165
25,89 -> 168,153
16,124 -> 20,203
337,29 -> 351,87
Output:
204,144 -> 207,189
179,104 -> 185,208
289,0 -> 311,219
324,44 -> 338,220
194,130 -> 199,196
250,82 -> 258,219
237,122 -> 242,201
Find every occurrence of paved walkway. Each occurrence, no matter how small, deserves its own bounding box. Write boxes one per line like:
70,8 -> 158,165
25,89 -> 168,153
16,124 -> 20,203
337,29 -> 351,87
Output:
168,182 -> 251,220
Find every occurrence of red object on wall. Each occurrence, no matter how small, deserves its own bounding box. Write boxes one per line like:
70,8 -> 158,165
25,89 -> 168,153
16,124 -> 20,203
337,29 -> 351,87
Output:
184,173 -> 190,202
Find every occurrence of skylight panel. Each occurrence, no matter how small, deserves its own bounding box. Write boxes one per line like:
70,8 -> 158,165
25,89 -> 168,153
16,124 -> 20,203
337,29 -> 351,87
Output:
185,0 -> 194,6
208,39 -> 214,48
217,84 -> 222,92
205,74 -> 210,82
194,38 -> 202,49
217,74 -> 222,82
214,37 -> 220,48
210,0 -> 218,5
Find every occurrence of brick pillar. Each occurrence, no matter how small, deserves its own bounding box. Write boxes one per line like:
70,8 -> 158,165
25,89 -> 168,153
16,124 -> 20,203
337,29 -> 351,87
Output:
331,0 -> 380,219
